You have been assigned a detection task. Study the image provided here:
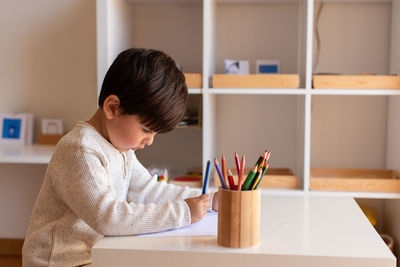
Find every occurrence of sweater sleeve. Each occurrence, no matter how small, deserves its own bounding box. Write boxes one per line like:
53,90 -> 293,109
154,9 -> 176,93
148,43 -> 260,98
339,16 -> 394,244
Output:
126,153 -> 202,205
52,147 -> 192,236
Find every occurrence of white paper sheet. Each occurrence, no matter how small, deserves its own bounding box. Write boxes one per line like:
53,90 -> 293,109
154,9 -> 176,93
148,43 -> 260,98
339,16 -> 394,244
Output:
137,211 -> 218,237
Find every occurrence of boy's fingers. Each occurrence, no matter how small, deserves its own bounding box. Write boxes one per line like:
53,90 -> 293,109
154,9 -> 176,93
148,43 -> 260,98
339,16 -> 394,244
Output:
200,194 -> 210,201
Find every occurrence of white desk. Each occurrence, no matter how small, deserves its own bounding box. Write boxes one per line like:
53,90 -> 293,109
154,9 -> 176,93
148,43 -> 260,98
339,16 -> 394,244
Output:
92,195 -> 396,267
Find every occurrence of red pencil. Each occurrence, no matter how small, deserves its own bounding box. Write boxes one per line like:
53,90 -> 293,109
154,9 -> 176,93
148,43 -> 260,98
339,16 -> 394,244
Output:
227,169 -> 236,190
237,154 -> 245,190
234,152 -> 241,180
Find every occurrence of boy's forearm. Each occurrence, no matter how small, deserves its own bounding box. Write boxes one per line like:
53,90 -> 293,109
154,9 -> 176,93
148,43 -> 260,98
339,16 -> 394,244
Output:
128,175 -> 201,204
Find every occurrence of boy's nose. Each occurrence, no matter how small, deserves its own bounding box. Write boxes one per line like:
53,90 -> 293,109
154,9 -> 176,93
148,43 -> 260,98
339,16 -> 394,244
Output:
144,133 -> 155,146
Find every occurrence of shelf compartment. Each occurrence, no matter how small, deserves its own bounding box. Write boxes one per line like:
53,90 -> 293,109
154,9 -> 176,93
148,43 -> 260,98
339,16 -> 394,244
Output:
310,168 -> 400,193
184,73 -> 202,88
313,75 -> 400,89
212,74 -> 299,89
178,94 -> 202,128
169,176 -> 202,189
214,167 -> 298,189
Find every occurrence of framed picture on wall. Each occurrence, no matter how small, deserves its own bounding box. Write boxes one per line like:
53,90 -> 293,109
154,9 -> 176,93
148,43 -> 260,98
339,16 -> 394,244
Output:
0,114 -> 27,145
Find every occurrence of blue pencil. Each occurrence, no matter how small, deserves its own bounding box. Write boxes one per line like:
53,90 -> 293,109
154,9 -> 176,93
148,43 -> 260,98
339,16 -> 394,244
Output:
214,158 -> 228,189
202,160 -> 211,194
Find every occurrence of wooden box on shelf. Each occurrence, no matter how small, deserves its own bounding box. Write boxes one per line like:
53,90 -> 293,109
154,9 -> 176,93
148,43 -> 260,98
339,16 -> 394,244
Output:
183,73 -> 202,88
36,134 -> 64,145
214,167 -> 298,189
313,75 -> 400,89
310,168 -> 400,193
212,74 -> 299,88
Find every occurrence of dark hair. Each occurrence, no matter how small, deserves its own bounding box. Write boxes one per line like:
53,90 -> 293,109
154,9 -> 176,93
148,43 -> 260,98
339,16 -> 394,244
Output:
99,48 -> 188,133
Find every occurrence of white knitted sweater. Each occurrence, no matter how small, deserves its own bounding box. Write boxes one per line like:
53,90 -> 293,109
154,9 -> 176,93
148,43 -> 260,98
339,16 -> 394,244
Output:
22,121 -> 201,266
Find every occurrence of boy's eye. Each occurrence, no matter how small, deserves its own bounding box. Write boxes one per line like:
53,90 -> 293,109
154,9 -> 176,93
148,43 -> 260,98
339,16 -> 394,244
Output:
142,128 -> 152,134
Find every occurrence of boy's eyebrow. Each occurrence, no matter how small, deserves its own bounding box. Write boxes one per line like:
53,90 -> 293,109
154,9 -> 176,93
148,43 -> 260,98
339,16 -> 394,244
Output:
142,125 -> 154,132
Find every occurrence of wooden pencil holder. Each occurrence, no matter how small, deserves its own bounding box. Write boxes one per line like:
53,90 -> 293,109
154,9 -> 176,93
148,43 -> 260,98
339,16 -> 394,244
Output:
217,187 -> 260,248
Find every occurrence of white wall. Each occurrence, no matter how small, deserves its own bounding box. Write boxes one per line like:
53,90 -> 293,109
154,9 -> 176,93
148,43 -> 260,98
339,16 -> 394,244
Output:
0,164 -> 46,238
313,2 -> 391,75
128,2 -> 203,73
310,2 -> 391,169
0,0 -> 97,238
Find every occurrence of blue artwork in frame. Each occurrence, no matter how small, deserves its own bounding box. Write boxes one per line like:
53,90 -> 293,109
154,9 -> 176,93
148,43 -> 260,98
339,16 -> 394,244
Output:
2,118 -> 22,139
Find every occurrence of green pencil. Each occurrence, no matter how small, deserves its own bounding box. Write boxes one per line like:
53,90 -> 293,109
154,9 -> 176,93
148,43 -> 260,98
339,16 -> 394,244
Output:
241,165 -> 258,190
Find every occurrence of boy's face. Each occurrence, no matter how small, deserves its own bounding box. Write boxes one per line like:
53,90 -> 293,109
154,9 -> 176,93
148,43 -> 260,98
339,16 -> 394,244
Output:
106,113 -> 156,152
102,94 -> 156,152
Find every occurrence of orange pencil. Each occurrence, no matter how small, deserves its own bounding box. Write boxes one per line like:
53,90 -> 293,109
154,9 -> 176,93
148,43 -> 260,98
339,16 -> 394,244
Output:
221,154 -> 228,187
237,154 -> 245,190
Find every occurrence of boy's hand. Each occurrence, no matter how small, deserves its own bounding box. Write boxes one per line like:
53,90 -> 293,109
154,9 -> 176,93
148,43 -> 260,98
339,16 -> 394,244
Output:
185,194 -> 210,224
212,191 -> 219,211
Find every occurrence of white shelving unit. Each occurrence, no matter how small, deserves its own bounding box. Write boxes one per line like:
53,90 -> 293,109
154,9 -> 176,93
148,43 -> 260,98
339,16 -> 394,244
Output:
0,144 -> 55,164
0,0 -> 397,200
94,0 -> 400,200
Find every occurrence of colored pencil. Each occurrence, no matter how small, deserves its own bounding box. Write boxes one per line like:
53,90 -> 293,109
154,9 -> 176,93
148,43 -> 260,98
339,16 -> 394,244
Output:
253,150 -> 271,189
221,154 -> 228,187
234,152 -> 241,180
202,160 -> 211,194
265,150 -> 271,162
227,169 -> 236,190
237,154 -> 245,190
254,162 -> 270,190
255,151 -> 267,166
250,159 -> 265,190
241,165 -> 258,190
214,158 -> 228,189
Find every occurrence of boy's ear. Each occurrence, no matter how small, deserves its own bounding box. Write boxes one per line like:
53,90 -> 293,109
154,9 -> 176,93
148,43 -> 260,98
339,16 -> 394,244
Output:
103,95 -> 120,119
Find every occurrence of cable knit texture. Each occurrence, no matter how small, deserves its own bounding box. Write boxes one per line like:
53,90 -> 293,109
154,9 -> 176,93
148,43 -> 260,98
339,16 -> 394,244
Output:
22,121 -> 201,267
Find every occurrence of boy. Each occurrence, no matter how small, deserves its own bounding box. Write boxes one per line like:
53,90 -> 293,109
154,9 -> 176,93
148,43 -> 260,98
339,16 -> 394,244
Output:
22,48 -> 218,266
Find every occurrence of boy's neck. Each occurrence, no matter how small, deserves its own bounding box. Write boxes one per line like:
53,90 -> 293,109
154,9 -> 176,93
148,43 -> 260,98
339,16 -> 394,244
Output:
86,109 -> 109,142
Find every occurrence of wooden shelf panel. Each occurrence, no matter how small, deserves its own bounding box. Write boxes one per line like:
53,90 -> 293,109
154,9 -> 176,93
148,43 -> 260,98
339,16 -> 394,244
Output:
207,88 -> 307,95
212,74 -> 300,89
310,168 -> 400,194
313,75 -> 400,90
184,73 -> 202,88
311,89 -> 400,95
